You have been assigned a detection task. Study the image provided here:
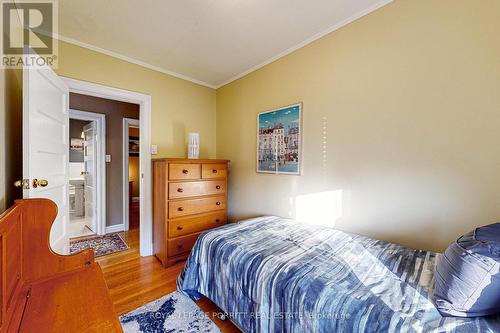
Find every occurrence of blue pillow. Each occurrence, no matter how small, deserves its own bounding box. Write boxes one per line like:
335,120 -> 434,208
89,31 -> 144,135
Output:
432,223 -> 500,317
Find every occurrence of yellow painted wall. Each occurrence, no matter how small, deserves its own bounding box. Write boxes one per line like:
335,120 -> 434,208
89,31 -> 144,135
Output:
56,41 -> 216,159
216,0 -> 500,252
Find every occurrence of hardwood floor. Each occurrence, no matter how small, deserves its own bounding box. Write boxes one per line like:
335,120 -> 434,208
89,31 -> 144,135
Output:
128,201 -> 140,230
97,228 -> 240,332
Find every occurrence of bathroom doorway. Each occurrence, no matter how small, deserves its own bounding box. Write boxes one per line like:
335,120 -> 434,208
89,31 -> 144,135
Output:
68,111 -> 106,239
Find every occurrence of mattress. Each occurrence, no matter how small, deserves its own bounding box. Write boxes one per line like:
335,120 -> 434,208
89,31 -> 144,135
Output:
177,216 -> 500,333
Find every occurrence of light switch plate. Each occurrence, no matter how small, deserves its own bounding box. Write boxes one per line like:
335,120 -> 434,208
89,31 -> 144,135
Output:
105,154 -> 111,162
151,144 -> 158,155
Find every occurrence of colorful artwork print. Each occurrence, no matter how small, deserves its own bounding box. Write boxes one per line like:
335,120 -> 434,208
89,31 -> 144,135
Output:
257,103 -> 301,174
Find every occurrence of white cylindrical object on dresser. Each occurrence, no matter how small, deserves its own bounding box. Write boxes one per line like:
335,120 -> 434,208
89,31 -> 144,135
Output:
188,132 -> 200,159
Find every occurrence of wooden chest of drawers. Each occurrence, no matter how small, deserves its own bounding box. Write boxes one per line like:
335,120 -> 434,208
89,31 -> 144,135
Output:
153,158 -> 229,267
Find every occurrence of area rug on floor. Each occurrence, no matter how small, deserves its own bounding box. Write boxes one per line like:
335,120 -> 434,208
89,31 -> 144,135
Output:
69,233 -> 129,257
120,291 -> 221,333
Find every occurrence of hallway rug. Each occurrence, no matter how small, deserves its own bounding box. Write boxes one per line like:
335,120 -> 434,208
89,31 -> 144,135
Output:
70,233 -> 129,257
120,291 -> 221,333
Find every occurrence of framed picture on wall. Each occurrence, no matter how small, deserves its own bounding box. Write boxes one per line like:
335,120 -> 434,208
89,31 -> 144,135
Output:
70,138 -> 84,151
129,136 -> 140,156
70,138 -> 85,162
257,103 -> 302,175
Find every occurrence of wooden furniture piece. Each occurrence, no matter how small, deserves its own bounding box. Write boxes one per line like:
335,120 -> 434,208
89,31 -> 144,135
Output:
0,199 -> 122,333
153,158 -> 229,267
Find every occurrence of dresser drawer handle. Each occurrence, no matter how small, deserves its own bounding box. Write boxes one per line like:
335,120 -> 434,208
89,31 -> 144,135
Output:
177,207 -> 184,211
215,219 -> 220,223
216,202 -> 221,206
177,226 -> 183,230
182,169 -> 189,174
177,188 -> 184,193
212,169 -> 218,173
216,185 -> 221,190
177,244 -> 183,249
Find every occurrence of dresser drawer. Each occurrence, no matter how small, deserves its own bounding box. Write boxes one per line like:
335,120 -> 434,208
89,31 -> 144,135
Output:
202,163 -> 227,179
168,196 -> 226,219
169,180 -> 226,199
167,233 -> 200,257
168,212 -> 226,238
169,163 -> 201,180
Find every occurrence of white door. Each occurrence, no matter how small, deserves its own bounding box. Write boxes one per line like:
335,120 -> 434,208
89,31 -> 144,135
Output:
83,122 -> 97,233
23,57 -> 70,254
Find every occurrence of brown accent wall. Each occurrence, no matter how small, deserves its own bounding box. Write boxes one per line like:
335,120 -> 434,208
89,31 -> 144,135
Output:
70,93 -> 139,227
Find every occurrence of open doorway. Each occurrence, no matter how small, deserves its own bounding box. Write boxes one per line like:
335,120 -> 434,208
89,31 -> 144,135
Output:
63,77 -> 153,257
68,112 -> 106,239
123,118 -> 140,232
67,92 -> 142,259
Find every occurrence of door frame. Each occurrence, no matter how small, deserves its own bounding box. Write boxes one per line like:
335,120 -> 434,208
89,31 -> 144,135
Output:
69,109 -> 106,236
122,118 -> 140,231
62,77 -> 153,257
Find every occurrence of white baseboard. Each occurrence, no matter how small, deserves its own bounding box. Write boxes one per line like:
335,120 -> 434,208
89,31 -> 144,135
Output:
106,224 -> 125,234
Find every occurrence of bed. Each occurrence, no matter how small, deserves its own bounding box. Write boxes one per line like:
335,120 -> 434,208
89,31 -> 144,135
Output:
177,216 -> 500,333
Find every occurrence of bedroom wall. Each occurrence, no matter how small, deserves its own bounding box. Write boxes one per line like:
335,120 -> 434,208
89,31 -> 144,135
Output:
1,37 -> 216,212
216,0 -> 500,252
56,41 -> 216,159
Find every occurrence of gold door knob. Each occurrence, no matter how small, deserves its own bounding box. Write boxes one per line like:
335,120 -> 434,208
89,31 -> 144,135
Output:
32,179 -> 48,188
14,179 -> 29,188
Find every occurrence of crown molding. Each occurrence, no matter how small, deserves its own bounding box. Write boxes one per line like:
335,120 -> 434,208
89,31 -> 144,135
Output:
48,0 -> 392,90
55,33 -> 217,89
214,0 -> 393,89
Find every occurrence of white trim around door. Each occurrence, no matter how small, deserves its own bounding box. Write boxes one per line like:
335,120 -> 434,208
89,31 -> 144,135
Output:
106,224 -> 125,234
69,109 -> 106,236
123,118 -> 140,232
62,77 -> 153,257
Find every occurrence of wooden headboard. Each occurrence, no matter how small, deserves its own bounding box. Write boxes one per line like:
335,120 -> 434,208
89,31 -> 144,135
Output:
0,199 -> 95,332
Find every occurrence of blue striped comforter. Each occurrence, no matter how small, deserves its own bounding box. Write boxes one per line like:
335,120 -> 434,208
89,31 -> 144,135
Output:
177,216 -> 500,333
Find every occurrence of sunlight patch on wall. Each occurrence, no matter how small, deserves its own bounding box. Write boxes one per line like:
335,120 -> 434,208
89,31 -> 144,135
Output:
295,190 -> 343,227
